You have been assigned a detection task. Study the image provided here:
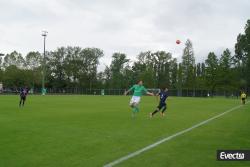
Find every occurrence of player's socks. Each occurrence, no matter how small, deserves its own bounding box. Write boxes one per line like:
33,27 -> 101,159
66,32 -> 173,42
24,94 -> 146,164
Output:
161,106 -> 166,116
152,109 -> 159,116
131,108 -> 137,118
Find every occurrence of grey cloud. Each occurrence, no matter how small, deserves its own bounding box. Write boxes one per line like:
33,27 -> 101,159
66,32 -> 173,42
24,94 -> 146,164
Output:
0,0 -> 249,69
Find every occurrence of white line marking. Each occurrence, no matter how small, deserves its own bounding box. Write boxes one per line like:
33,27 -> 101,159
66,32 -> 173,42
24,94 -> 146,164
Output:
104,102 -> 248,167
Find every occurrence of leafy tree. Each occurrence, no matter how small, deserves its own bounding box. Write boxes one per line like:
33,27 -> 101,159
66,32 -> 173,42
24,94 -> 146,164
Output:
181,39 -> 195,89
80,48 -> 104,89
3,66 -> 33,87
170,58 -> 178,89
234,19 -> 250,88
47,47 -> 67,88
132,51 -> 154,87
3,51 -> 25,69
152,51 -> 172,88
1,18 -> 250,94
64,46 -> 82,86
205,52 -> 219,94
103,66 -> 111,88
110,53 -> 129,88
218,49 -> 233,90
25,52 -> 43,88
0,56 -> 3,69
25,52 -> 42,70
177,63 -> 183,95
195,63 -> 206,89
0,56 -> 3,82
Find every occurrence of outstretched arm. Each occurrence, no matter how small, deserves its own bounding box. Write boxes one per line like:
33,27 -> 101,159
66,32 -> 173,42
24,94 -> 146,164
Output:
124,86 -> 134,96
146,92 -> 154,96
124,90 -> 130,96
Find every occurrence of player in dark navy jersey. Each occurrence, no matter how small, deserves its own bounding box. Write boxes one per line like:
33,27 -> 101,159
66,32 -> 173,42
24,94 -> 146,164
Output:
150,87 -> 168,117
19,87 -> 28,107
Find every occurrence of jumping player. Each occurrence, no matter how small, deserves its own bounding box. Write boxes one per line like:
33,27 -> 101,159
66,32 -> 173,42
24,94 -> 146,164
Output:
124,80 -> 154,117
241,91 -> 247,105
19,87 -> 28,107
150,87 -> 168,118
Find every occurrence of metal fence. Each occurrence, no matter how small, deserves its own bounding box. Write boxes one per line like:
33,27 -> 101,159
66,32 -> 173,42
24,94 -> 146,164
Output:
0,87 -> 247,98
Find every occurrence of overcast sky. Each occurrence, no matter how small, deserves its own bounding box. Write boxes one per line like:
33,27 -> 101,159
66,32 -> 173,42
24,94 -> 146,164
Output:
0,0 -> 249,70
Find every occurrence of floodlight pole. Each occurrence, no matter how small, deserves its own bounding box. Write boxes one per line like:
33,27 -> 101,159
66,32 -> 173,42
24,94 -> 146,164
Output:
42,31 -> 48,95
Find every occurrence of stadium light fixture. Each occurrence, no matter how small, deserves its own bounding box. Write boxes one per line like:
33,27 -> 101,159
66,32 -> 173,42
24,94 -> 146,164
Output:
41,30 -> 48,95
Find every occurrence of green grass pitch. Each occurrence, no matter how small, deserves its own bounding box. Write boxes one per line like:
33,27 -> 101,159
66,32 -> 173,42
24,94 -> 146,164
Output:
0,95 -> 249,167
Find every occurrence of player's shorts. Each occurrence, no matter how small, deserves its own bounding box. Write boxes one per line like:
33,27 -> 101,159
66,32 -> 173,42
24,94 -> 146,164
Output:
20,95 -> 26,100
242,98 -> 246,101
157,102 -> 166,110
129,96 -> 141,105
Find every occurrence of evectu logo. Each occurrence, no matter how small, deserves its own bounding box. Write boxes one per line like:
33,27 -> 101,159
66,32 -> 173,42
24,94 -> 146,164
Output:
217,150 -> 250,161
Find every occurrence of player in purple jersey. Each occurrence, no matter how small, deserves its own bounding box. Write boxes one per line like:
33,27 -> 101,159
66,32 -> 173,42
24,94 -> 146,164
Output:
19,87 -> 28,107
150,87 -> 168,118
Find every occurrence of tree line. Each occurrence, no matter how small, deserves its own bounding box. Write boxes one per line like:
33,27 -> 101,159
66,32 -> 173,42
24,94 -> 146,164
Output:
0,20 -> 249,93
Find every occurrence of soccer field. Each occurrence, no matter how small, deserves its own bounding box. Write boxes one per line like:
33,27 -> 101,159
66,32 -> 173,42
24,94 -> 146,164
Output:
0,95 -> 249,167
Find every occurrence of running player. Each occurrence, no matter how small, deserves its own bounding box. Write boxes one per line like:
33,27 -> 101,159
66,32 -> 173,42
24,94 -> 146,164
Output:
241,91 -> 247,105
150,87 -> 168,118
19,87 -> 28,107
124,80 -> 154,117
